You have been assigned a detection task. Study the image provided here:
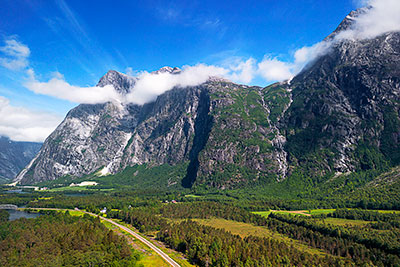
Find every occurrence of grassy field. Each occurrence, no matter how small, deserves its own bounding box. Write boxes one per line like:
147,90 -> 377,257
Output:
46,186 -> 113,192
67,210 -> 85,217
323,217 -> 373,226
373,209 -> 400,214
253,210 -> 311,217
309,209 -> 336,215
252,210 -> 271,217
184,194 -> 202,198
253,208 -> 400,217
194,218 -> 329,257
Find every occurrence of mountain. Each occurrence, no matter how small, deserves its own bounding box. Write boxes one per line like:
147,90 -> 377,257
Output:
16,9 -> 400,190
0,136 -> 42,183
286,23 -> 400,176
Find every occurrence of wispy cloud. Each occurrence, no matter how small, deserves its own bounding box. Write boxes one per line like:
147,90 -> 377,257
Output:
0,37 -> 30,70
0,96 -> 62,142
156,4 -> 222,31
24,70 -> 122,104
41,0 -> 118,76
56,0 -> 89,40
337,0 -> 400,40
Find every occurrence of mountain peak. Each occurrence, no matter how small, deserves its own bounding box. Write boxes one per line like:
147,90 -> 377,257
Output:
151,66 -> 181,75
326,7 -> 370,40
97,70 -> 137,94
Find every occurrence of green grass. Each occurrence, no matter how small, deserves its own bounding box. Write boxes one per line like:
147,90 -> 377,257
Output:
323,217 -> 373,227
67,210 -> 85,217
309,209 -> 336,215
253,209 -> 400,218
252,211 -> 272,217
46,186 -> 113,192
253,210 -> 311,217
373,209 -> 400,214
184,194 -> 202,198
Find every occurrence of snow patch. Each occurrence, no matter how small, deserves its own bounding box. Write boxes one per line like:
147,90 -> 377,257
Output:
13,153 -> 40,183
99,132 -> 133,176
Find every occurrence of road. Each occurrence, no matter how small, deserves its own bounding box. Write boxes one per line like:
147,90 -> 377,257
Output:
20,208 -> 181,267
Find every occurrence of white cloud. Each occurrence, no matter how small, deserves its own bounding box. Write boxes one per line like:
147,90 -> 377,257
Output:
24,71 -> 123,104
337,0 -> 400,40
256,40 -> 333,82
0,96 -> 62,142
126,64 -> 228,105
0,38 -> 30,70
257,0 -> 400,82
225,58 -> 257,84
23,64 -> 228,106
257,57 -> 294,82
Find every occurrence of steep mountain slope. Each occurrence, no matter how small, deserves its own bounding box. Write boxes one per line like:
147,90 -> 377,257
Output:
16,70 -> 291,186
16,9 -> 400,190
285,30 -> 400,177
0,136 -> 41,182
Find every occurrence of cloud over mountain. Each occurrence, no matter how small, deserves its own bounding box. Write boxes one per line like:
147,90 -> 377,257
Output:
0,96 -> 62,142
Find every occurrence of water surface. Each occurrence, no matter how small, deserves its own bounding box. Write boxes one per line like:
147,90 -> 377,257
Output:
7,209 -> 40,221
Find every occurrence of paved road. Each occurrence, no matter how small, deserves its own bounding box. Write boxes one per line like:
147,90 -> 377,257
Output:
20,208 -> 180,267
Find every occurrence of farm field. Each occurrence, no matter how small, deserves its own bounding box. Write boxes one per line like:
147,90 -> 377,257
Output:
253,208 -> 400,217
323,217 -> 374,226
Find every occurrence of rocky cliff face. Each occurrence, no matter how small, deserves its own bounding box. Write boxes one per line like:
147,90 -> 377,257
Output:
0,136 -> 41,182
16,71 -> 291,187
16,9 -> 400,188
285,28 -> 400,176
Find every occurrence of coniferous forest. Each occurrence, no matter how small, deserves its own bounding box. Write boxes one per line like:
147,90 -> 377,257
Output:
0,211 -> 140,267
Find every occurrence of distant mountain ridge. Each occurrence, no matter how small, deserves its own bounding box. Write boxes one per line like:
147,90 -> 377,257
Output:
16,9 -> 400,190
0,136 -> 42,183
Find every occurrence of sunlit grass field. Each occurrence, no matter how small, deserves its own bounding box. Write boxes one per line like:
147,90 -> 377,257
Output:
253,208 -> 400,218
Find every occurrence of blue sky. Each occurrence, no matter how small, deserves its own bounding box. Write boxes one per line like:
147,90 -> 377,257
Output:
0,0 -> 366,141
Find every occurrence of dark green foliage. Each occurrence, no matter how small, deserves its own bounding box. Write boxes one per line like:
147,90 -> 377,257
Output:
263,83 -> 291,123
328,208 -> 400,222
380,106 -> 400,165
269,213 -> 400,264
0,210 -> 9,222
0,212 -> 141,267
354,142 -> 389,171
96,163 -> 189,190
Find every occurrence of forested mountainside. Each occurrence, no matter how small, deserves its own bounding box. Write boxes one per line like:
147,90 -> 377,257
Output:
17,9 -> 400,191
0,136 -> 41,183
